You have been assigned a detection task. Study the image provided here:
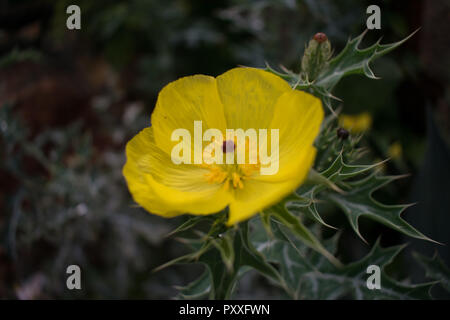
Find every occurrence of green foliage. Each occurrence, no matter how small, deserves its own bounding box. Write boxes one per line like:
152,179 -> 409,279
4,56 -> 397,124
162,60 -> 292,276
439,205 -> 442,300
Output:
326,173 -> 429,243
285,117 -> 435,247
165,219 -> 286,299
264,202 -> 341,267
414,252 -> 450,293
0,48 -> 41,69
168,213 -> 436,299
252,220 -> 434,300
305,136 -> 434,243
0,102 -> 181,298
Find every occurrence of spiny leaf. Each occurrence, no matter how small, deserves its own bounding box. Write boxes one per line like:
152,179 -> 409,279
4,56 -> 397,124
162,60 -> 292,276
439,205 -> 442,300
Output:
308,85 -> 341,115
263,62 -> 299,86
152,241 -> 213,273
314,29 -> 419,91
306,168 -> 343,193
165,216 -> 203,238
322,239 -> 435,300
236,221 -> 287,288
288,186 -> 337,230
320,152 -> 384,182
325,173 -> 436,243
198,247 -> 235,299
265,202 -> 341,267
259,211 -> 274,238
307,151 -> 434,244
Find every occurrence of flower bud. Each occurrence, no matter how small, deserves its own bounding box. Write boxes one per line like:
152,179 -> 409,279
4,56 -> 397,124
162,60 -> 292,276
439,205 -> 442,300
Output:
336,127 -> 349,140
301,32 -> 332,81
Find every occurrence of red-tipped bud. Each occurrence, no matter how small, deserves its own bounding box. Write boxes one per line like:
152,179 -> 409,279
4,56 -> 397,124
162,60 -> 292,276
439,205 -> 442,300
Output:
301,32 -> 332,81
313,32 -> 327,43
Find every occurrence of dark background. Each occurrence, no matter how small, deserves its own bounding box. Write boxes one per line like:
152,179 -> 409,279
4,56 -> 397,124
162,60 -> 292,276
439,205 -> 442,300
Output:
0,0 -> 449,299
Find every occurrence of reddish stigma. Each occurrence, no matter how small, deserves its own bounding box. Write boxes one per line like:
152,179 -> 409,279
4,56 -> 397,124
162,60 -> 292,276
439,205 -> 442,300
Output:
222,140 -> 235,153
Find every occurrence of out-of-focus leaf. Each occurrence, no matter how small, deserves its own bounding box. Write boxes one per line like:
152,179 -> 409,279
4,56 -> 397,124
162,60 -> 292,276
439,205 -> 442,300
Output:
153,242 -> 213,273
175,270 -> 211,300
414,252 -> 450,293
0,49 -> 41,69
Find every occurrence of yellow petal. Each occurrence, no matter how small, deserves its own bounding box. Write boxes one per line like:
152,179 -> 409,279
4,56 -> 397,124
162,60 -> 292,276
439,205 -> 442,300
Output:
123,128 -> 231,217
256,89 -> 323,182
216,68 -> 291,130
151,75 -> 227,156
227,148 -> 316,225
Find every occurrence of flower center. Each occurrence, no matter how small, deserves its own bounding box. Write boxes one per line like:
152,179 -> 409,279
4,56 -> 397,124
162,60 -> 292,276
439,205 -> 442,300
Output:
204,163 -> 260,190
203,138 -> 260,190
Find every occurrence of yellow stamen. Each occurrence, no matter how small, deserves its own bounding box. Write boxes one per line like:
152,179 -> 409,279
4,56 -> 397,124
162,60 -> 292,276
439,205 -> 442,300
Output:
204,166 -> 227,184
232,172 -> 241,189
203,137 -> 262,190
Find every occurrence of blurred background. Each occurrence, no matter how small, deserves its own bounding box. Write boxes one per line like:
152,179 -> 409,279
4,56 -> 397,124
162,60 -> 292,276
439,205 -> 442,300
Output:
0,0 -> 449,299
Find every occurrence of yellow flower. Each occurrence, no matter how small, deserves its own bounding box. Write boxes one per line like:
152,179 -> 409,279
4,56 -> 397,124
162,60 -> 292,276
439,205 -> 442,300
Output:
388,141 -> 402,159
123,68 -> 323,225
339,112 -> 372,133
